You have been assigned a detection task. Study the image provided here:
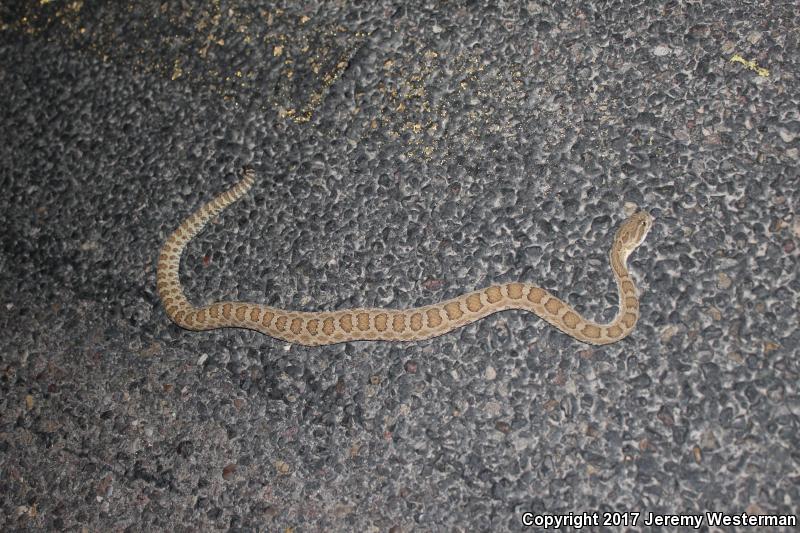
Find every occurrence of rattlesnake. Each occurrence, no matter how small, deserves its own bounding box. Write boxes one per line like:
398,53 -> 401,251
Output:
157,169 -> 653,346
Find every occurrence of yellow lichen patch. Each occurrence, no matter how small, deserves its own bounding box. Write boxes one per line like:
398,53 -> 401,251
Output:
290,318 -> 302,334
485,286 -> 502,303
730,54 -> 769,77
322,317 -> 335,336
357,313 -> 370,331
374,313 -> 388,332
392,314 -> 406,332
544,298 -> 563,315
426,308 -> 442,328
235,306 -> 247,322
527,287 -> 545,304
306,319 -> 319,335
581,324 -> 601,339
339,314 -> 353,333
506,283 -> 524,299
410,313 -> 423,331
444,302 -> 463,320
562,311 -> 580,329
466,294 -> 483,312
275,316 -> 288,331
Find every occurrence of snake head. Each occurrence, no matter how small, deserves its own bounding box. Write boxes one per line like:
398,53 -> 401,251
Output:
614,211 -> 653,255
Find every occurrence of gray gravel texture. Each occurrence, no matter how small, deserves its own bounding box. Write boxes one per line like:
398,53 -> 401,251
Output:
1,1 -> 798,531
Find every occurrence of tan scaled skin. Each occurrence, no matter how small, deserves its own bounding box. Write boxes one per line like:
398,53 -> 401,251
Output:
157,169 -> 653,346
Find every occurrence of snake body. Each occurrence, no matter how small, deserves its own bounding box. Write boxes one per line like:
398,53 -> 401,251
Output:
157,170 -> 652,346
